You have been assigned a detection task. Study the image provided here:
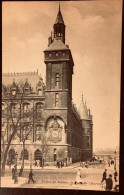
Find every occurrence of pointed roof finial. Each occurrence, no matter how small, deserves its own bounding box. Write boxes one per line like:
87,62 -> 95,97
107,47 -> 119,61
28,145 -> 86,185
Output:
59,1 -> 60,11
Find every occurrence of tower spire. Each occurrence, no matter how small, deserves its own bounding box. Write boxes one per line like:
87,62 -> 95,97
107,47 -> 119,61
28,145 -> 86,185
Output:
53,3 -> 65,43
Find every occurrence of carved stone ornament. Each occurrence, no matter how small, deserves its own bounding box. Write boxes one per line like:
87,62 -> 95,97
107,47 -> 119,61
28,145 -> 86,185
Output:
48,116 -> 62,143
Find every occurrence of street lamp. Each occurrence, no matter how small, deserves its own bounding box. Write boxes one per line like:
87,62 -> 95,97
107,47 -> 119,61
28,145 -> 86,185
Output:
65,150 -> 68,167
114,151 -> 117,170
30,153 -> 32,170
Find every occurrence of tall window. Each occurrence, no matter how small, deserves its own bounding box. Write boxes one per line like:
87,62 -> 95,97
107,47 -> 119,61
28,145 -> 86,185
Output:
23,103 -> 30,112
36,125 -> 42,141
21,149 -> 29,160
55,93 -> 59,107
22,126 -> 31,140
55,73 -> 59,86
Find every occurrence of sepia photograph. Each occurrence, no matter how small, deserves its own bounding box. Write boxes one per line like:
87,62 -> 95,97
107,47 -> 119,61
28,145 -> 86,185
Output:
1,0 -> 122,192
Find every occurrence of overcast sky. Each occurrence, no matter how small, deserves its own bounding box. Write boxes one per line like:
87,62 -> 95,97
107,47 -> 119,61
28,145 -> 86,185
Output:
2,0 -> 122,151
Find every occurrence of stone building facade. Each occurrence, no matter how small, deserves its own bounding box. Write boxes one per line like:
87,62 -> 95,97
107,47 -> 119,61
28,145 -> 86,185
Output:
1,6 -> 93,166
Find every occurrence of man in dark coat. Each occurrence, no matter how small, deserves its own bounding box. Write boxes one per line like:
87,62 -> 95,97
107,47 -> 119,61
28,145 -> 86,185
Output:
101,169 -> 107,183
106,174 -> 113,191
28,169 -> 35,184
12,166 -> 15,179
114,169 -> 118,182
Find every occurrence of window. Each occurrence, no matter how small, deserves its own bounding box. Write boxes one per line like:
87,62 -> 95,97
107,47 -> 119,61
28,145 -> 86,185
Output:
36,103 -> 42,111
22,126 -> 31,140
56,53 -> 58,56
55,73 -> 59,86
24,88 -> 29,95
87,136 -> 90,148
55,93 -> 59,107
9,126 -> 16,140
49,53 -> 51,57
36,125 -> 42,141
38,89 -> 42,95
23,103 -> 30,112
12,90 -> 16,96
63,52 -> 65,56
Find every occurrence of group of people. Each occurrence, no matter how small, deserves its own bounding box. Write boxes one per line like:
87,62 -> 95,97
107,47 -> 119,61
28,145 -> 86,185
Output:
34,159 -> 44,167
56,160 -> 65,168
101,168 -> 118,191
81,161 -> 88,168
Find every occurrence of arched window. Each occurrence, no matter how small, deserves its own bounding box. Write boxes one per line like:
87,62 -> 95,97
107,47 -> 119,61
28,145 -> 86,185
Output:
21,149 -> 29,160
23,103 -> 30,112
34,149 -> 42,160
8,149 -> 15,164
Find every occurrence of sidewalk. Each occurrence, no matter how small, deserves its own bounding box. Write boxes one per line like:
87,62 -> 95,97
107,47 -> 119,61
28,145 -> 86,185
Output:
1,176 -> 27,188
5,162 -> 81,170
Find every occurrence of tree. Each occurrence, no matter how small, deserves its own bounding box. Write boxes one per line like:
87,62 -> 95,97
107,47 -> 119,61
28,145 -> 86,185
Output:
1,95 -> 35,176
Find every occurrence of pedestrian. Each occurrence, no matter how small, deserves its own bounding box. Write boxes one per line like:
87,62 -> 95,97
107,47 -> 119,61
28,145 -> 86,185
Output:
85,161 -> 88,168
114,169 -> 118,182
106,174 -> 113,191
28,169 -> 35,184
34,160 -> 37,167
101,169 -> 107,183
75,169 -> 82,184
19,166 -> 23,177
12,166 -> 15,179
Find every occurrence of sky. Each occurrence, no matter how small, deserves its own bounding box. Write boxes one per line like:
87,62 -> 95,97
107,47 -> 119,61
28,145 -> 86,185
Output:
2,0 -> 122,151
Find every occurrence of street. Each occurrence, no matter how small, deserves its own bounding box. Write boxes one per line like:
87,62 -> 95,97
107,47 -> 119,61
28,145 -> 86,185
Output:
1,160 -> 119,191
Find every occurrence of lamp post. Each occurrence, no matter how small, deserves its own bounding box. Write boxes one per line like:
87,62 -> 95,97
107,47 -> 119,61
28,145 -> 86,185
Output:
65,150 -> 68,167
30,153 -> 32,170
14,152 -> 18,184
114,151 -> 117,170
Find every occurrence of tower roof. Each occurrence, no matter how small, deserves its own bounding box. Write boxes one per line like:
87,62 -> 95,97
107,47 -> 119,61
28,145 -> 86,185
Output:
55,4 -> 65,25
45,39 -> 69,51
78,96 -> 89,120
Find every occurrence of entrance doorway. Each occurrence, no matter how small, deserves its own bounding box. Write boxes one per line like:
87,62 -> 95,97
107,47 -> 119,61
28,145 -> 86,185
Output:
8,149 -> 15,164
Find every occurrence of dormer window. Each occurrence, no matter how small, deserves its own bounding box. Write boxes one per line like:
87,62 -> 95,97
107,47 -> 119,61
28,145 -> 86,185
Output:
25,88 -> 29,95
38,89 -> 42,95
12,89 -> 16,96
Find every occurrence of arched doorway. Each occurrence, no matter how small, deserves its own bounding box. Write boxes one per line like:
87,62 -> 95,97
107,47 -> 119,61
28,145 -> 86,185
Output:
8,149 -> 15,164
34,149 -> 42,160
21,149 -> 29,160
34,149 -> 43,167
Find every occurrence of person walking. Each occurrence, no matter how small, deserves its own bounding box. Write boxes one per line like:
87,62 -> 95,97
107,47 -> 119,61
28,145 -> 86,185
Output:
101,169 -> 107,183
75,169 -> 82,184
19,167 -> 23,177
106,174 -> 113,191
28,169 -> 35,184
12,166 -> 15,180
114,169 -> 118,182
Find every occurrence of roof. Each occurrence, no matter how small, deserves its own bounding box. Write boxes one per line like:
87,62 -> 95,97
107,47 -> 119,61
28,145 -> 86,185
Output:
55,5 -> 65,25
45,39 -> 69,51
2,72 -> 44,92
78,98 -> 89,120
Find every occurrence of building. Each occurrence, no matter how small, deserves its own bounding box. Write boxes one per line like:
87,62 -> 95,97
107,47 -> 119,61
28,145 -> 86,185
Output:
2,6 -> 93,166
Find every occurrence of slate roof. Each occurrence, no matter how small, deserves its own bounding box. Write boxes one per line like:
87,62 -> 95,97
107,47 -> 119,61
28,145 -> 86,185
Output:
45,39 -> 69,51
55,6 -> 65,24
2,72 -> 44,92
78,98 -> 89,120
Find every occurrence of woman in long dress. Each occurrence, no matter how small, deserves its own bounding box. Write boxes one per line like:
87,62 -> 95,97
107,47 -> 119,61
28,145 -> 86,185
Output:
75,169 -> 82,184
